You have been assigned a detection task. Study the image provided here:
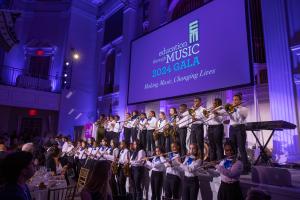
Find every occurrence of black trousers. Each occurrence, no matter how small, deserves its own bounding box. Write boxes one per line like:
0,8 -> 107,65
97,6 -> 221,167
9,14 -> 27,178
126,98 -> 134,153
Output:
191,124 -> 204,159
229,125 -> 249,170
164,174 -> 181,199
177,127 -> 187,156
157,133 -> 165,149
110,174 -> 118,196
131,127 -> 138,142
147,130 -> 155,152
164,136 -> 171,153
124,127 -> 131,146
106,131 -> 114,143
131,166 -> 144,200
113,132 -> 120,145
182,176 -> 199,200
151,171 -> 164,200
208,124 -> 224,161
117,165 -> 127,196
217,181 -> 243,200
140,130 -> 147,149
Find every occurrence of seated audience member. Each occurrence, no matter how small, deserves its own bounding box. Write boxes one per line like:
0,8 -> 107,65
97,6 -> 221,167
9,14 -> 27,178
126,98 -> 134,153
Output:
246,188 -> 271,200
81,161 -> 112,200
0,151 -> 35,200
0,144 -> 7,159
0,144 -> 7,184
22,143 -> 34,154
46,147 -> 67,176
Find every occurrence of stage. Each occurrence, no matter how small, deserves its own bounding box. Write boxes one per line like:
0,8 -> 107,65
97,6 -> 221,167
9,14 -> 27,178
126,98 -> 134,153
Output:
196,167 -> 300,200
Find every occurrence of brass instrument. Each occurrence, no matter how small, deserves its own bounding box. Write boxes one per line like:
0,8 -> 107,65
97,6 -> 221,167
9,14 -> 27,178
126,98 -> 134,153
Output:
224,101 -> 246,114
153,129 -> 159,141
163,124 -> 170,137
224,103 -> 242,114
111,161 -> 119,175
188,108 -> 196,117
203,109 -> 210,118
123,163 -> 131,177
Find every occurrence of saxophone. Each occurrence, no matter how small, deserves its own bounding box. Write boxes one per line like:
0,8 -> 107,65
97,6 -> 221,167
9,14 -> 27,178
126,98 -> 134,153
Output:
123,163 -> 131,177
111,161 -> 119,175
163,124 -> 170,137
153,129 -> 159,141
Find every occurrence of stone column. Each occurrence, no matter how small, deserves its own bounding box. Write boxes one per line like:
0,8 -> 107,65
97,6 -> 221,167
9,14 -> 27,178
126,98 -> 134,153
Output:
261,0 -> 300,162
119,0 -> 138,120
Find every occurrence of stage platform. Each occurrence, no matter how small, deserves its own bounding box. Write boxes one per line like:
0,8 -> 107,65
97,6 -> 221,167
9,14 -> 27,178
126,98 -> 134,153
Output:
196,167 -> 300,200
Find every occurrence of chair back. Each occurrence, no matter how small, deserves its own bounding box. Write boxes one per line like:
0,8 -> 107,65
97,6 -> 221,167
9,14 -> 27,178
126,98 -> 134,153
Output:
47,185 -> 76,200
77,167 -> 90,192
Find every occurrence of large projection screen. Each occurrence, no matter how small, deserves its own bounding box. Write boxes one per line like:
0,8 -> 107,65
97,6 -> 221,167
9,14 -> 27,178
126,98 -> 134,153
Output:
128,0 -> 252,105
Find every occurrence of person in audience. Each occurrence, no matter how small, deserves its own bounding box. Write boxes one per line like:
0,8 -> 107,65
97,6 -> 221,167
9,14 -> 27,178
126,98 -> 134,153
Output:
21,142 -> 34,153
0,143 -> 7,160
0,144 -> 7,184
81,161 -> 113,200
0,151 -> 34,200
246,188 -> 271,200
216,141 -> 243,200
46,146 -> 67,176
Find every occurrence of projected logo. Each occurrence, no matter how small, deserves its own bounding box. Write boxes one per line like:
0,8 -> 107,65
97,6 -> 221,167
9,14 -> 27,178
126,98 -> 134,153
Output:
151,19 -> 202,80
189,20 -> 199,43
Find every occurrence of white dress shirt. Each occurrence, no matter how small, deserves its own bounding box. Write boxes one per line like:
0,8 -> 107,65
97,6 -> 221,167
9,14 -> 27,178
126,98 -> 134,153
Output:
146,117 -> 157,130
130,149 -> 146,167
97,146 -> 108,160
157,119 -> 167,133
104,147 -> 120,161
124,119 -> 132,128
177,111 -> 191,128
138,118 -> 147,131
106,121 -> 114,132
119,148 -> 130,164
229,106 -> 248,125
192,106 -> 206,125
61,142 -> 69,154
113,121 -> 122,133
216,158 -> 243,183
145,156 -> 166,172
207,109 -> 226,125
78,148 -> 87,159
164,152 -> 182,177
131,117 -> 139,128
178,155 -> 202,177
88,146 -> 99,159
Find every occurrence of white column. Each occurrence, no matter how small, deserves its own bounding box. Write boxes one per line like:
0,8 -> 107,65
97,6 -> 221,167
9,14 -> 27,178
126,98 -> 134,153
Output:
261,0 -> 300,162
119,0 -> 138,120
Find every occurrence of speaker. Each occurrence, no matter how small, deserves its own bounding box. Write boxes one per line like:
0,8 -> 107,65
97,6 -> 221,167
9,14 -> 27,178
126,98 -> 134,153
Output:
252,166 -> 292,187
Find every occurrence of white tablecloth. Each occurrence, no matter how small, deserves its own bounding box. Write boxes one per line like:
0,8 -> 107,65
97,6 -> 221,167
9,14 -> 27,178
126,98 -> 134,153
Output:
28,171 -> 67,200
